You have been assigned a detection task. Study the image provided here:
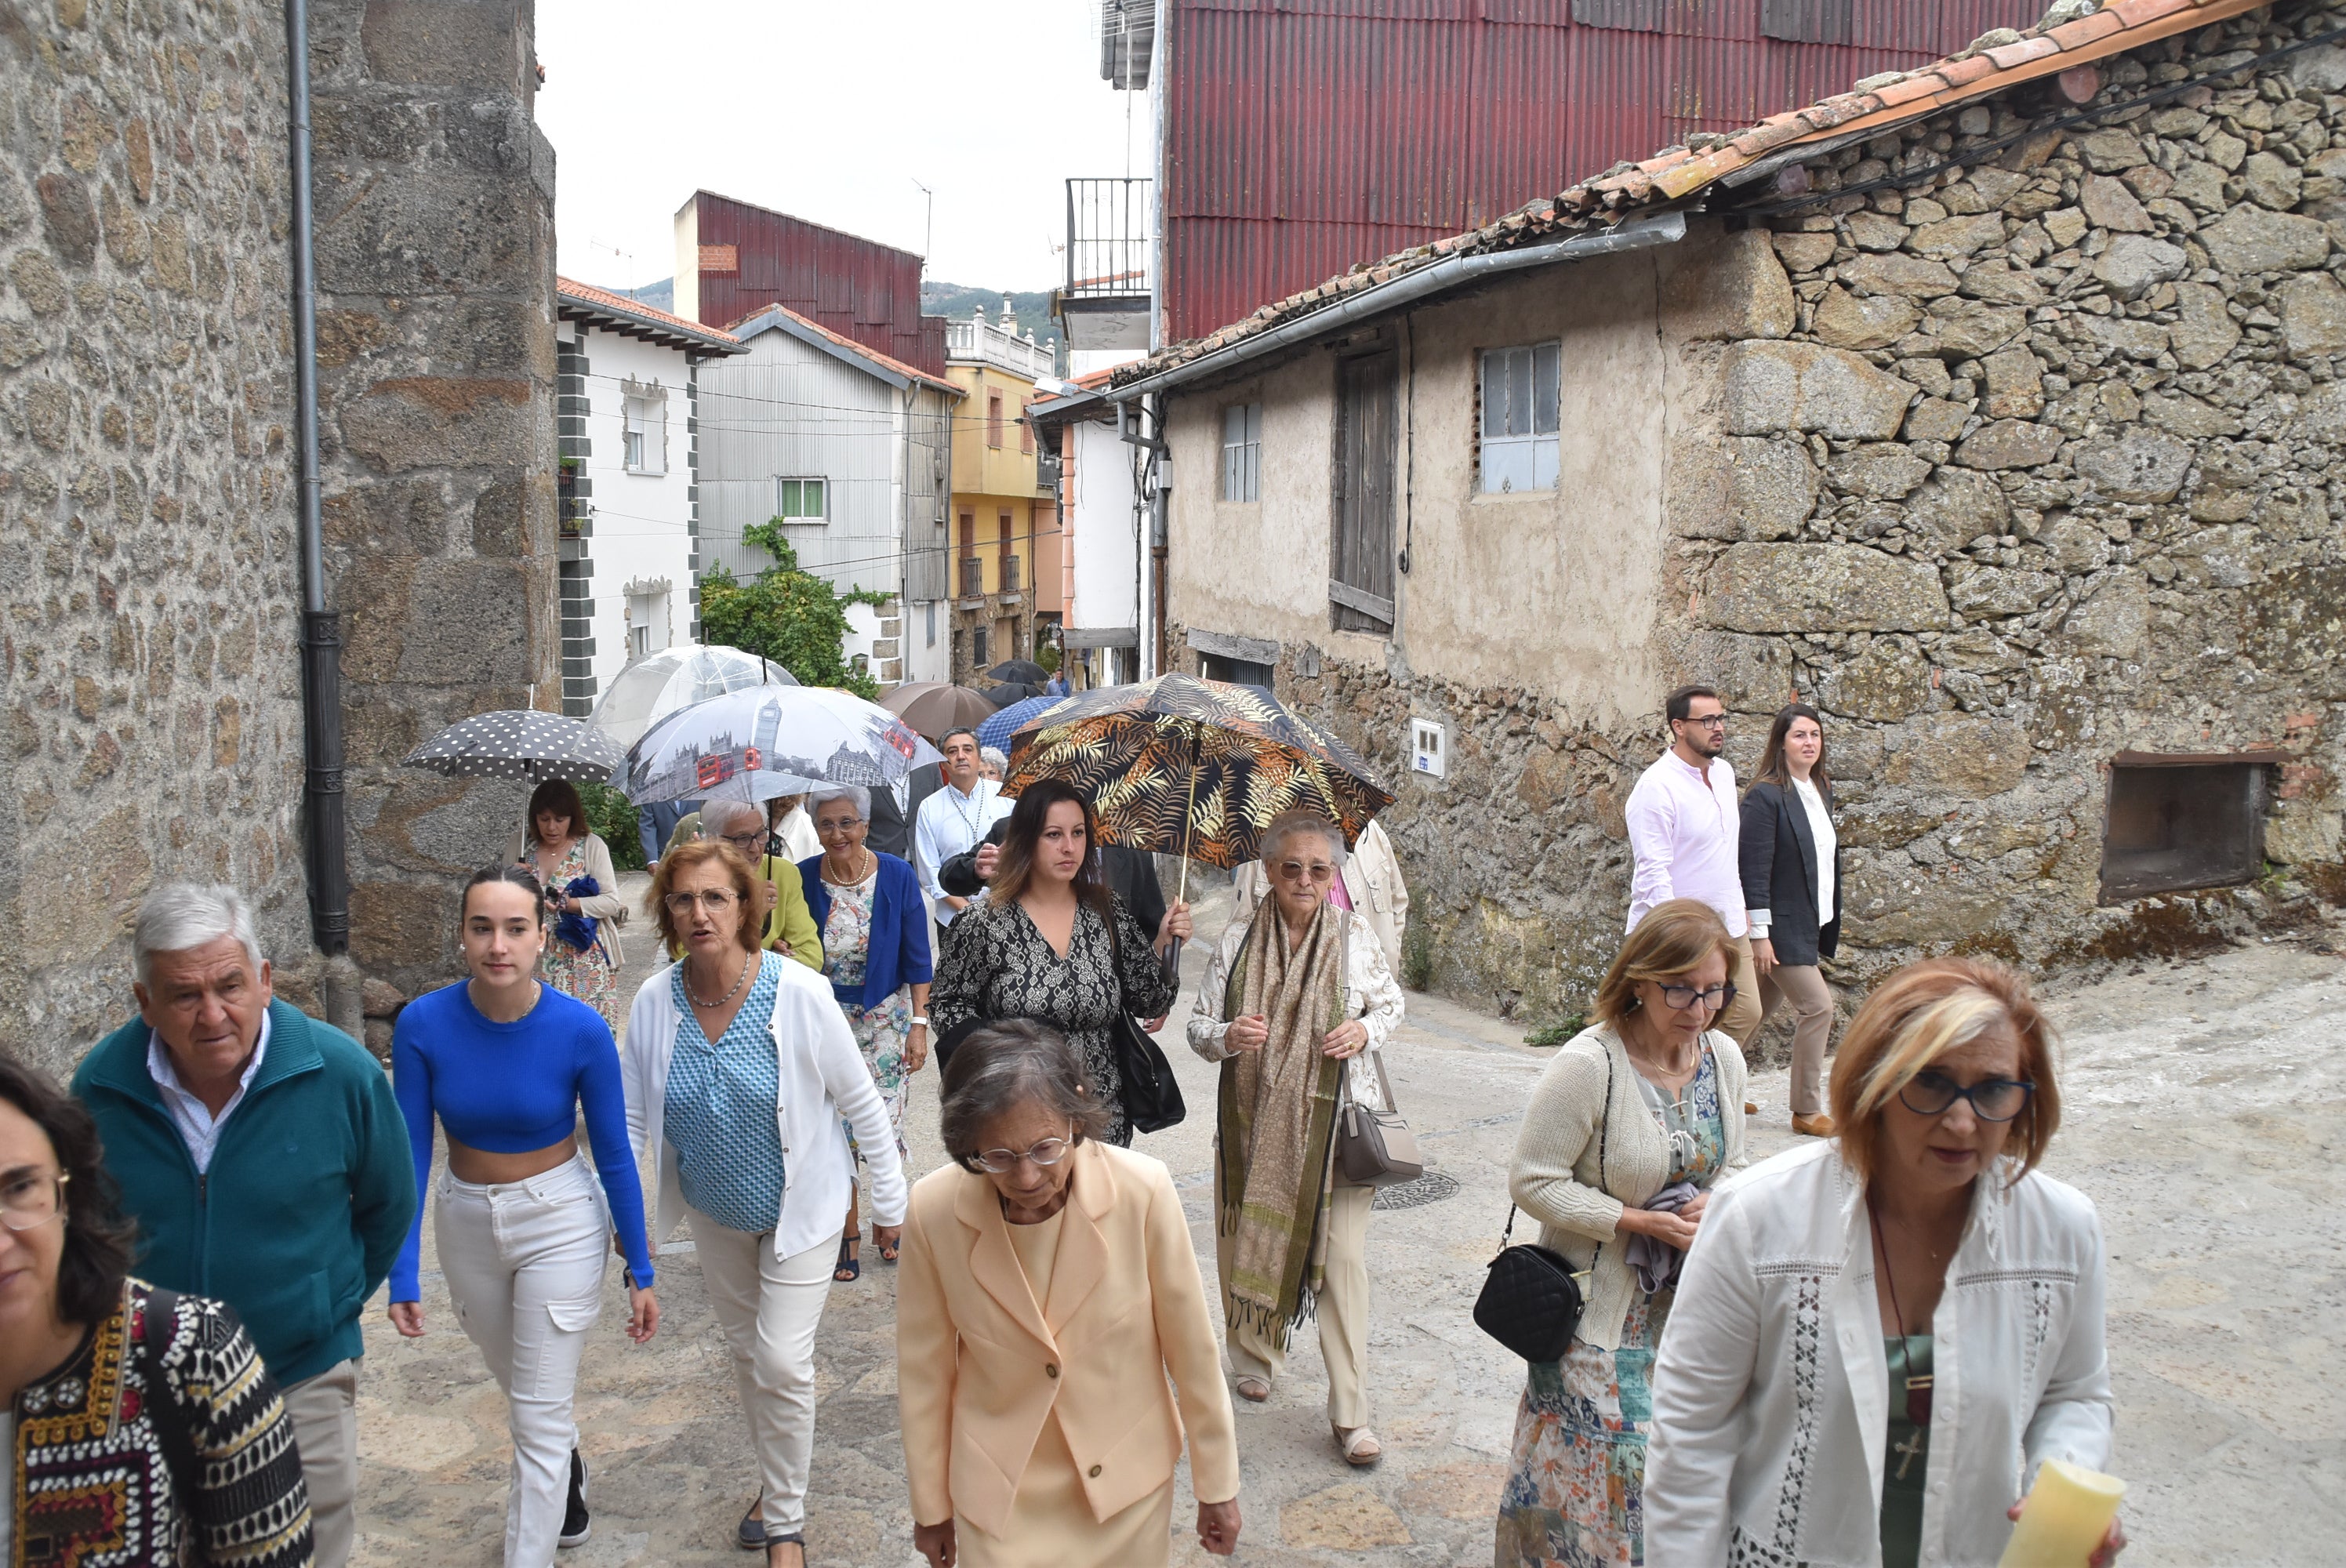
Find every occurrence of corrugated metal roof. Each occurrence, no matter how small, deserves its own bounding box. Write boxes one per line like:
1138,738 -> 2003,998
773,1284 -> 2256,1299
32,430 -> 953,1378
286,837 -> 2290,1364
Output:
684,191 -> 945,377
1158,0 -> 2047,339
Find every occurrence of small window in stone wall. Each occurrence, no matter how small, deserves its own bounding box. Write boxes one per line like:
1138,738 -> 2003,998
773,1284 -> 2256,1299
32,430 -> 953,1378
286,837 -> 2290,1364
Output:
1478,343 -> 1560,494
2097,753 -> 2278,903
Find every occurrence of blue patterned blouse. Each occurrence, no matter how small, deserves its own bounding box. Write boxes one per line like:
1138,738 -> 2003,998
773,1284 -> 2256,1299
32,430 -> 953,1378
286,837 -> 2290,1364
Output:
663,956 -> 787,1233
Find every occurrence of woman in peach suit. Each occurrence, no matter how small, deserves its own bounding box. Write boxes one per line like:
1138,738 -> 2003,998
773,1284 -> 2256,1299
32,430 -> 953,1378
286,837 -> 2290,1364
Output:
897,1021 -> 1241,1568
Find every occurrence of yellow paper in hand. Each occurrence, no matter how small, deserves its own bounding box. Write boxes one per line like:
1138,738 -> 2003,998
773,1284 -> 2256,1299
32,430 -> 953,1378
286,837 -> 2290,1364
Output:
1997,1457 -> 2126,1568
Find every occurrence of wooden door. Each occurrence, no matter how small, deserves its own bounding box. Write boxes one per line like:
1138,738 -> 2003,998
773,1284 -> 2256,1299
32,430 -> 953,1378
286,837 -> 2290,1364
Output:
1331,350 -> 1398,634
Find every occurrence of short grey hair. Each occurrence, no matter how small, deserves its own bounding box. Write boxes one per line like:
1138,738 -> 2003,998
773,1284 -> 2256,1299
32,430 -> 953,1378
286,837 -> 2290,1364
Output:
1258,809 -> 1346,870
700,799 -> 764,836
807,785 -> 870,822
979,746 -> 1009,773
133,884 -> 266,987
939,1020 -> 1111,1169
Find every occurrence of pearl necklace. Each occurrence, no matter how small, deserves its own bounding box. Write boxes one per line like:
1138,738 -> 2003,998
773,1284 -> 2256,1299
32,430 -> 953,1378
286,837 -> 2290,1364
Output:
824,847 -> 874,886
685,949 -> 757,1011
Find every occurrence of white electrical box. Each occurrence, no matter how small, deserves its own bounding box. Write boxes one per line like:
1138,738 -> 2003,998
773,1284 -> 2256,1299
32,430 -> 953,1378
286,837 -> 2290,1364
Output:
1410,717 -> 1447,779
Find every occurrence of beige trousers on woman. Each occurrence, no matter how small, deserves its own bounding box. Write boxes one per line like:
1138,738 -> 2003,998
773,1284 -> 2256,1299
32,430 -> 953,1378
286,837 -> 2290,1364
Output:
1215,1180 -> 1374,1429
1760,963 -> 1836,1116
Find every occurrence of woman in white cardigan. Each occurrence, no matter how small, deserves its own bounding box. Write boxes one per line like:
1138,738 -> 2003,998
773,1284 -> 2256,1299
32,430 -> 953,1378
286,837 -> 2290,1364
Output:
1645,957 -> 2119,1568
1494,898 -> 1748,1568
621,839 -> 907,1568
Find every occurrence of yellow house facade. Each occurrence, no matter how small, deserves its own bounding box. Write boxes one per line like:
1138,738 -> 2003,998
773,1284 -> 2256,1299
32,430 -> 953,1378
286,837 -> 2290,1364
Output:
944,303 -> 1060,681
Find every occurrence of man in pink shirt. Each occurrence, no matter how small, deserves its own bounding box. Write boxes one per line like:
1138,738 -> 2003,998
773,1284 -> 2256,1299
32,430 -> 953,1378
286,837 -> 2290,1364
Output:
1622,684 -> 1763,1047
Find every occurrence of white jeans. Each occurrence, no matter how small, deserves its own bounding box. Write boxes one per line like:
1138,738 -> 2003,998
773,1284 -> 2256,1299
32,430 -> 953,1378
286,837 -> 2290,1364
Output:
688,1207 -> 837,1538
434,1156 -> 609,1568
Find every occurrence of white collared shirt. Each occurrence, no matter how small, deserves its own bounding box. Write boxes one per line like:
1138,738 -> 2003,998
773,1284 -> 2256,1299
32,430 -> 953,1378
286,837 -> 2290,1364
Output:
1623,747 -> 1748,936
1792,775 -> 1836,923
913,777 -> 1011,926
146,1010 -> 272,1174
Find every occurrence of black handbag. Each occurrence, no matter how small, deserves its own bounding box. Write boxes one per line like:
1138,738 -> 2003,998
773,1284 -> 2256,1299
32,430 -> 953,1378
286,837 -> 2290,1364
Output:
1106,900 -> 1186,1135
1473,1051 -> 1612,1362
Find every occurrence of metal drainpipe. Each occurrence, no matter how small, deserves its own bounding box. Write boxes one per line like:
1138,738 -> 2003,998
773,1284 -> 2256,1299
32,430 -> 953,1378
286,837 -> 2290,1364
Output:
1147,394 -> 1168,678
286,0 -> 359,1029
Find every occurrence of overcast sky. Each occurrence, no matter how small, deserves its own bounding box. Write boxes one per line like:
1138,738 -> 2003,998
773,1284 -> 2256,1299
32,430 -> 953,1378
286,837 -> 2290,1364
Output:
536,0 -> 1146,296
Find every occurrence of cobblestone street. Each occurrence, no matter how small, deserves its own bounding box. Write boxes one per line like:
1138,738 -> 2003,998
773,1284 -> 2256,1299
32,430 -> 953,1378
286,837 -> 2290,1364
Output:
348,879 -> 2345,1566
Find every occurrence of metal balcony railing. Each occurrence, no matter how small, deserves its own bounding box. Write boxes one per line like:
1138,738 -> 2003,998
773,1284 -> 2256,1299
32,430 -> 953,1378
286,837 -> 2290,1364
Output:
961,557 -> 985,597
1000,555 -> 1021,593
1066,178 -> 1153,301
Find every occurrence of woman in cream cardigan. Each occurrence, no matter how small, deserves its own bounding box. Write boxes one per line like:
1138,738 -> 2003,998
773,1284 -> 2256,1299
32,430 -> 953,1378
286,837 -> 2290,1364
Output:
898,1021 -> 1240,1568
1494,898 -> 1748,1568
1645,958 -> 2119,1568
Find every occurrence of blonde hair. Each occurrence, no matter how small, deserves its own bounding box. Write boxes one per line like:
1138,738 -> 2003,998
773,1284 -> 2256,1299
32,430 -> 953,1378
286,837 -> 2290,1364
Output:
1828,957 -> 2061,1185
1592,898 -> 1734,1028
646,839 -> 763,956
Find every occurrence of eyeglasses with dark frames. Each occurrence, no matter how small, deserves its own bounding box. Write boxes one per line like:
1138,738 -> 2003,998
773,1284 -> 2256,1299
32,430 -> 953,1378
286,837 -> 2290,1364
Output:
1898,1070 -> 2035,1123
1680,714 -> 1729,730
1657,982 -> 1737,1011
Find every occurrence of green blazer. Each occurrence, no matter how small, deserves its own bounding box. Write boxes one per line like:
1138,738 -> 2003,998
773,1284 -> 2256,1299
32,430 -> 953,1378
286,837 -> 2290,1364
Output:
74,999 -> 416,1387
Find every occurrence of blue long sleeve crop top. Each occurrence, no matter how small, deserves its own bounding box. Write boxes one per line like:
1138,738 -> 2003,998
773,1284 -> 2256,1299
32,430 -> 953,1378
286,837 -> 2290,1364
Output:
390,981 -> 653,1301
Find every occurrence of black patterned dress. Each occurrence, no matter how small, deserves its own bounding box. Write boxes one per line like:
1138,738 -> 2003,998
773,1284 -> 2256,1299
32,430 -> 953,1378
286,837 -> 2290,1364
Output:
10,1279 -> 314,1568
928,893 -> 1177,1145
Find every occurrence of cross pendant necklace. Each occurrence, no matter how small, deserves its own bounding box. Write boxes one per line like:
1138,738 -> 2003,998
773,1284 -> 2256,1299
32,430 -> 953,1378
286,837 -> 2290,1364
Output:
1893,1425 -> 1927,1481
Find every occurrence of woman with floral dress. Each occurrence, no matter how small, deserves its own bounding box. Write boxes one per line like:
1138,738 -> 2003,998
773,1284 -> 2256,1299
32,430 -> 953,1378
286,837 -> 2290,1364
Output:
1494,898 -> 1748,1568
505,779 -> 629,1034
797,785 -> 933,1282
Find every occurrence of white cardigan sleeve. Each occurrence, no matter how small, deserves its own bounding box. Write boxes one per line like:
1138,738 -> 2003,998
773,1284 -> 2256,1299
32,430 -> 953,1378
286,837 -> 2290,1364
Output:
1185,919 -> 1248,1061
1644,1181 -> 1764,1567
2022,1202 -> 2115,1479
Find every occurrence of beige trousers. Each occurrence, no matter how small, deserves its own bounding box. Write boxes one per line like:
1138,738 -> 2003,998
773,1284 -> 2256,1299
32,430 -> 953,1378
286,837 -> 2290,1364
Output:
1719,934 -> 1764,1047
1760,962 -> 1836,1116
281,1357 -> 361,1568
1215,1178 -> 1374,1429
688,1208 -> 837,1537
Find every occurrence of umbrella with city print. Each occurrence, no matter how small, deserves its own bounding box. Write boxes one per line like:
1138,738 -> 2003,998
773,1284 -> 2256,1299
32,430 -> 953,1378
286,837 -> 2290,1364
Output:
623,684 -> 943,805
1000,673 -> 1393,880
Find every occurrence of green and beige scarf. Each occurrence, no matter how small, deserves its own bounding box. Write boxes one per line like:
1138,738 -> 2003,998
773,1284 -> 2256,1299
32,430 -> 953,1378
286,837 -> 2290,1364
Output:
1216,898 -> 1348,1348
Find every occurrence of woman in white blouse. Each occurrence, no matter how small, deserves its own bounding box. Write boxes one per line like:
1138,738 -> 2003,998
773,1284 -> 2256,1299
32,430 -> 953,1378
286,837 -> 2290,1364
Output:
1645,957 -> 2120,1568
1739,702 -> 1842,1138
1189,810 -> 1404,1467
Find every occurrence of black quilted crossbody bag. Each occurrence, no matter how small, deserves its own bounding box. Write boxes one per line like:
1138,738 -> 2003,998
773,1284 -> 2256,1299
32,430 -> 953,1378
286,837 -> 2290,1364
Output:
1473,1051 -> 1613,1363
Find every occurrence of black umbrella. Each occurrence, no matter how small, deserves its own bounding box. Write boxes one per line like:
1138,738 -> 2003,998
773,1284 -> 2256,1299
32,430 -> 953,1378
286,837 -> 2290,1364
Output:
985,681 -> 1046,709
401,710 -> 626,782
987,659 -> 1051,686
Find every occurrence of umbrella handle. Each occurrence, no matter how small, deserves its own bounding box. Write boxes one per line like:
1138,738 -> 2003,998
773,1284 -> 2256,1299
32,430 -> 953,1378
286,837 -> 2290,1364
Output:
1175,731 -> 1200,906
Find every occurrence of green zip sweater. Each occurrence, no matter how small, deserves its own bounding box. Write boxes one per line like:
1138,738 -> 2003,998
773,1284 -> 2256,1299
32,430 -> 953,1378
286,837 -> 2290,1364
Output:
74,999 -> 417,1388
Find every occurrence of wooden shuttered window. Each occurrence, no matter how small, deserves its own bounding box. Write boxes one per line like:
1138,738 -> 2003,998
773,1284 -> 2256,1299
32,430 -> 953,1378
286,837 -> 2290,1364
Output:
1330,350 -> 1398,634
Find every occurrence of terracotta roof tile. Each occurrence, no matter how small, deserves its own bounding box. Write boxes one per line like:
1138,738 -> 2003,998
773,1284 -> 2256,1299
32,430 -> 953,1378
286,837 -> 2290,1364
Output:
1113,0 -> 2275,389
557,276 -> 742,348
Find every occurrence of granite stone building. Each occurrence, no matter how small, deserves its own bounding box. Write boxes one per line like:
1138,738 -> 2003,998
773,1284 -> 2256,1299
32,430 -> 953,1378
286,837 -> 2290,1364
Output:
1,0 -> 561,1072
1121,0 -> 2346,1025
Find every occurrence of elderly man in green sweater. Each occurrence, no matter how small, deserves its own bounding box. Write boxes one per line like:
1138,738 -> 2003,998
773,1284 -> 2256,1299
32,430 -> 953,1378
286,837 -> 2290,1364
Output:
74,883 -> 415,1568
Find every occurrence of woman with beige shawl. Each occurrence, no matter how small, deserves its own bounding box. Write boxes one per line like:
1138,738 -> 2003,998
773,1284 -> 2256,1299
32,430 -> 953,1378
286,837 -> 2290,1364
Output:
1188,809 -> 1406,1466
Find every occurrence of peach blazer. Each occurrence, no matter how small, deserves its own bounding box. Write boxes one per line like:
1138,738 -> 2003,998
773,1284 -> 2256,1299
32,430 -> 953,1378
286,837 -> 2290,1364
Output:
896,1140 -> 1240,1537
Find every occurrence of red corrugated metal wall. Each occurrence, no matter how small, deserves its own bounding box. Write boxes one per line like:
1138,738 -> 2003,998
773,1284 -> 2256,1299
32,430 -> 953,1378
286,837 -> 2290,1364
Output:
1161,0 -> 2041,341
687,192 -> 946,377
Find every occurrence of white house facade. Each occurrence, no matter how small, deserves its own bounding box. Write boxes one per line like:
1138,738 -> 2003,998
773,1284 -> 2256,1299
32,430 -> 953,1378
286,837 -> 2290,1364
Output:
555,279 -> 747,716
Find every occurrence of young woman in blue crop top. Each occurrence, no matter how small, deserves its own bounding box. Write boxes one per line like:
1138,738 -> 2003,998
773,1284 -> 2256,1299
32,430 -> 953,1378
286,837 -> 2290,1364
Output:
388,866 -> 657,1566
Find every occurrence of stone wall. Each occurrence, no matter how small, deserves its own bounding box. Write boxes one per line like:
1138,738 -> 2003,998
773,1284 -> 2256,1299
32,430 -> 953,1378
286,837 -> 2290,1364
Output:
309,0 -> 559,1048
0,0 -> 312,1076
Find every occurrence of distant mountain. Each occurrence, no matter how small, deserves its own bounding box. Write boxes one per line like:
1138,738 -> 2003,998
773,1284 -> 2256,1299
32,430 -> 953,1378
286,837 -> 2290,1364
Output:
626,278 -> 674,313
923,282 -> 1063,372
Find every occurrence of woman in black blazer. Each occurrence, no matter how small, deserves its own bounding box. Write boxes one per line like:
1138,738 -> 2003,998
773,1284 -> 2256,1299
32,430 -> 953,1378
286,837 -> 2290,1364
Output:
1738,703 -> 1843,1137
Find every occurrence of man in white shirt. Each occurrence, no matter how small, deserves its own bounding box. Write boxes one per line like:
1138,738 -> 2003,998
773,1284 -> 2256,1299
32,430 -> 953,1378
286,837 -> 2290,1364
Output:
913,727 -> 1011,949
1622,684 -> 1763,1047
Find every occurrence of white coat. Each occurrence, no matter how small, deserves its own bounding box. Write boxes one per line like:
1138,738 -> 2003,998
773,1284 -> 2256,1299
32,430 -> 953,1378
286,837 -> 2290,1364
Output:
621,956 -> 908,1263
1644,1138 -> 2113,1567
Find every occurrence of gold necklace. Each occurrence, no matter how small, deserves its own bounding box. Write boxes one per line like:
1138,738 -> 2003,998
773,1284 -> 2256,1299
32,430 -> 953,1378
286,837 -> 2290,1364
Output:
685,949 -> 755,1010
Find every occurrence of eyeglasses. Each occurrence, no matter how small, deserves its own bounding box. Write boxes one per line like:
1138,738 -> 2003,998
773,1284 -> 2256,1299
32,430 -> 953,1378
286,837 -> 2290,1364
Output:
1898,1071 -> 2036,1123
1273,859 -> 1338,884
663,890 -> 741,913
970,1138 -> 1071,1174
0,1170 -> 67,1232
719,830 -> 770,855
1657,982 -> 1737,1011
1680,714 -> 1728,731
813,818 -> 864,837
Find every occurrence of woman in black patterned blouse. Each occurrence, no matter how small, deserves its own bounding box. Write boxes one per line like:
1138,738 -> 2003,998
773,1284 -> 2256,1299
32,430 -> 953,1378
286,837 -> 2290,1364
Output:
1,1054 -> 314,1568
929,780 -> 1188,1145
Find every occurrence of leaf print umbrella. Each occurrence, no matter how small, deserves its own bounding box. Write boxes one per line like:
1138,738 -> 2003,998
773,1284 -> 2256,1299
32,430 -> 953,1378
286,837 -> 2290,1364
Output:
623,684 -> 944,806
1000,673 -> 1393,884
401,710 -> 629,783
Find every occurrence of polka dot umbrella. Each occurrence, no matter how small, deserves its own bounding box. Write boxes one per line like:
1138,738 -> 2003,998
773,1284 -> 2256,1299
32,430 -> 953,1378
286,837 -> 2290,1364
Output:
400,710 -> 629,783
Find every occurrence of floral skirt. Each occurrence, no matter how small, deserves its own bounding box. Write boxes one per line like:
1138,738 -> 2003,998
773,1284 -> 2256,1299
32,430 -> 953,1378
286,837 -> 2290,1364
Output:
1494,1291 -> 1672,1568
542,935 -> 621,1035
841,989 -> 913,1165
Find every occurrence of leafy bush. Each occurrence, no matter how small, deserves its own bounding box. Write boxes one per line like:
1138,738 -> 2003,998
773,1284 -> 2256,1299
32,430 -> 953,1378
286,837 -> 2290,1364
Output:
699,521 -> 884,700
581,782 -> 645,872
1400,915 -> 1435,992
1523,1014 -> 1587,1049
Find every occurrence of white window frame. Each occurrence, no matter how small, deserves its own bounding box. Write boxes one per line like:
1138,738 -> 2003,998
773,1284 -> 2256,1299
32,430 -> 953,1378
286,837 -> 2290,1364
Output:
1478,343 -> 1560,495
623,391 -> 666,476
1220,402 -> 1262,502
776,476 -> 829,522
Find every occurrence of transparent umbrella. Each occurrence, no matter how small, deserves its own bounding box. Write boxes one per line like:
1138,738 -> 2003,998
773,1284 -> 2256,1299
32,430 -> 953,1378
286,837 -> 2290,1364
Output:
623,685 -> 944,805
586,644 -> 798,749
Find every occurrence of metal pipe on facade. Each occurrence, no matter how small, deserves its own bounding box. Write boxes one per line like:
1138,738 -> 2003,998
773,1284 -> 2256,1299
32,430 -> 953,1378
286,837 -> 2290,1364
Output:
1107,212 -> 1687,406
285,0 -> 350,962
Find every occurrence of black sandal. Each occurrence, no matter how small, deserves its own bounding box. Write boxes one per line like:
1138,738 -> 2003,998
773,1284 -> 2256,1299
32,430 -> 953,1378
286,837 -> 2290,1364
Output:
833,1236 -> 860,1283
877,1235 -> 900,1265
764,1532 -> 806,1566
